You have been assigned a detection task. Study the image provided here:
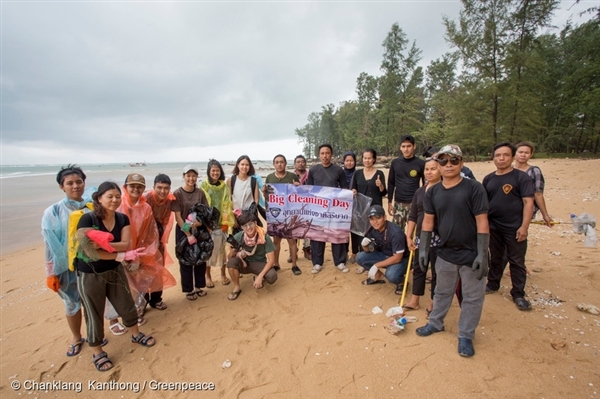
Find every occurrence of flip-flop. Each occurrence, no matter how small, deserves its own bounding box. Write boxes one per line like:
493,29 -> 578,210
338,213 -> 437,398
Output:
109,322 -> 127,336
403,305 -> 420,310
273,265 -> 281,271
186,292 -> 198,301
361,278 -> 385,285
221,277 -> 231,285
194,289 -> 207,297
228,290 -> 242,301
66,338 -> 85,357
137,317 -> 147,327
206,282 -> 215,289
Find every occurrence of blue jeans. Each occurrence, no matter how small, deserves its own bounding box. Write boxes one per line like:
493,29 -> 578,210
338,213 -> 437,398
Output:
355,251 -> 408,284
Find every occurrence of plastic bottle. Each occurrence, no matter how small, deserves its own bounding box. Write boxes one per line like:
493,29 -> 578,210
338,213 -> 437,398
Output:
584,224 -> 598,248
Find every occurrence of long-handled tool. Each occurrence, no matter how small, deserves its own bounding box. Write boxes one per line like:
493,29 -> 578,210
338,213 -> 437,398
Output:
399,247 -> 414,307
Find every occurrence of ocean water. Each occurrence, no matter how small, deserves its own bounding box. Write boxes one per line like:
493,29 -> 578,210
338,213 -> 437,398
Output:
0,161 -> 277,255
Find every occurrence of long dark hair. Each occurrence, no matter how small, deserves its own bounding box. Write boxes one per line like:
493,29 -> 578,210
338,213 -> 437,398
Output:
232,155 -> 256,176
92,181 -> 121,220
207,159 -> 226,183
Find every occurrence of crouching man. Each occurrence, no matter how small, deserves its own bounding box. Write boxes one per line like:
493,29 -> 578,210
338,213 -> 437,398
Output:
226,211 -> 277,300
356,205 -> 408,295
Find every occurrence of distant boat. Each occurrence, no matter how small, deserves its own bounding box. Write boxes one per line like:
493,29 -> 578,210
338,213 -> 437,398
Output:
129,162 -> 147,167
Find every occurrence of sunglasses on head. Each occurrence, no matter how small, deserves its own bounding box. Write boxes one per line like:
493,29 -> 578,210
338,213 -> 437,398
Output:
436,157 -> 461,166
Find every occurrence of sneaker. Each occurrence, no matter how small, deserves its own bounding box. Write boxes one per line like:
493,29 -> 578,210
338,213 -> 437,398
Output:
311,265 -> 322,274
291,265 -> 302,275
415,323 -> 444,337
514,297 -> 532,311
458,338 -> 475,357
336,263 -> 349,273
355,266 -> 365,274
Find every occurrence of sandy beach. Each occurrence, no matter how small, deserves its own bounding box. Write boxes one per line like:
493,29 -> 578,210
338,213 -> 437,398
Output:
1,158 -> 599,398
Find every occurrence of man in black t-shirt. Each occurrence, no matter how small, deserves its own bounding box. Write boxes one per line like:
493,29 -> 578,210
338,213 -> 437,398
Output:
415,144 -> 490,358
483,142 -> 534,311
387,135 -> 425,231
306,144 -> 350,274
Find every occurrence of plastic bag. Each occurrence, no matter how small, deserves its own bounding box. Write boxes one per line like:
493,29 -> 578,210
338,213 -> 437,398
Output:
351,193 -> 373,236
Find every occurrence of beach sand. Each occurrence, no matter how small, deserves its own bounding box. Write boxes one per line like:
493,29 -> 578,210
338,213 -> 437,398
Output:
1,159 -> 599,398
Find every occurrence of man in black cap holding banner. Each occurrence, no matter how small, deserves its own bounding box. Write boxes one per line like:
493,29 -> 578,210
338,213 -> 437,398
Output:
356,205 -> 408,295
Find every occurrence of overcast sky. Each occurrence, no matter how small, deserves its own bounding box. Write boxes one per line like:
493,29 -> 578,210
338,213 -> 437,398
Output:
1,1 -> 594,165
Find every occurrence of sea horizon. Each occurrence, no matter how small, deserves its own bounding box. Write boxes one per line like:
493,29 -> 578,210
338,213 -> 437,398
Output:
0,160 -> 281,256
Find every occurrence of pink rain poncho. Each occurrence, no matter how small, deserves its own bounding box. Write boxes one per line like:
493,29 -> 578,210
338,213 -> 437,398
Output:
118,187 -> 176,300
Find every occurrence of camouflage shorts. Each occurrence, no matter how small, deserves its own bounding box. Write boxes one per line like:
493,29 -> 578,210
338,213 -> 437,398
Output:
392,202 -> 411,231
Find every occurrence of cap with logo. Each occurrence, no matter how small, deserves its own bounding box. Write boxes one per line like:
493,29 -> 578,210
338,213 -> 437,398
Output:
368,205 -> 386,218
125,173 -> 146,186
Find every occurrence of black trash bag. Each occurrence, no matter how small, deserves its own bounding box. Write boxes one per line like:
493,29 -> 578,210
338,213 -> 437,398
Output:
175,203 -> 217,266
226,234 -> 242,251
190,203 -> 221,230
176,235 -> 205,267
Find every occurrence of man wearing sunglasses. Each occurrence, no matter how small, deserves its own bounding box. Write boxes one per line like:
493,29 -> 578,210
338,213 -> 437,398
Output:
482,142 -> 534,311
387,135 -> 425,231
415,144 -> 490,358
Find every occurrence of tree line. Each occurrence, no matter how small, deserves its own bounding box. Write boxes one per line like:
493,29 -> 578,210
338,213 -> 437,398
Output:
295,0 -> 600,160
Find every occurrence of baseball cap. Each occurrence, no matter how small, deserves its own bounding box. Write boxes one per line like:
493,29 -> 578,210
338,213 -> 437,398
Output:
368,205 -> 385,218
183,164 -> 199,175
124,173 -> 146,186
400,135 -> 415,145
436,144 -> 463,157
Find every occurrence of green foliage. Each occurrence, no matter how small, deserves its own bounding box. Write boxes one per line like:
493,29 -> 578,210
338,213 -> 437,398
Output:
295,8 -> 600,158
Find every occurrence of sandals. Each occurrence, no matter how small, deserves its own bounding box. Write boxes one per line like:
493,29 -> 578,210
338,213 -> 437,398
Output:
131,332 -> 155,347
194,289 -> 207,297
395,284 -> 404,295
221,277 -> 231,285
67,338 -> 85,357
110,322 -> 128,336
137,317 -> 147,327
361,278 -> 385,285
273,265 -> 281,271
151,301 -> 168,310
186,292 -> 198,301
228,290 -> 242,300
206,281 -> 215,289
92,351 -> 114,372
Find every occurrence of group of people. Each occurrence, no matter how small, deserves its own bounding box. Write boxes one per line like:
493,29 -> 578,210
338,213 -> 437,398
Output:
42,137 -> 553,371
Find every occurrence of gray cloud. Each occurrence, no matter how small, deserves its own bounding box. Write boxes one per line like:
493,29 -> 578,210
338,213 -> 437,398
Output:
1,1 -> 591,164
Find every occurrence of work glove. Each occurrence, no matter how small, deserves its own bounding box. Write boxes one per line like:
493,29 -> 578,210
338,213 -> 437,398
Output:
418,231 -> 432,273
116,247 -> 146,262
472,233 -> 490,280
46,275 -> 60,292
368,265 -> 380,280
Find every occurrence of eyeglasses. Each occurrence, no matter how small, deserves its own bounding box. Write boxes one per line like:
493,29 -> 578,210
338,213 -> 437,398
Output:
241,221 -> 256,230
436,157 -> 461,166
